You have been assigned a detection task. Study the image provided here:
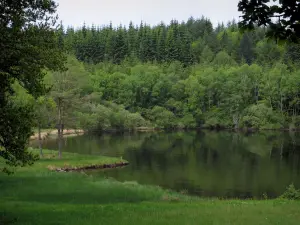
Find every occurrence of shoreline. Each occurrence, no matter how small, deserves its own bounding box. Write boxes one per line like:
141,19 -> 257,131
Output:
30,129 -> 85,140
48,162 -> 129,172
30,127 -> 300,141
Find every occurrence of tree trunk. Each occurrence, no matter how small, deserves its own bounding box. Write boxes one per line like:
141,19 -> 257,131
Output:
233,114 -> 239,130
269,147 -> 273,159
280,94 -> 283,113
57,99 -> 63,159
280,141 -> 283,161
38,123 -> 43,157
208,96 -> 211,110
269,97 -> 273,109
255,84 -> 259,104
58,132 -> 62,159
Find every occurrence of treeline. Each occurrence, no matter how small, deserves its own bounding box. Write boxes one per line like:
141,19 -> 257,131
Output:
85,61 -> 300,130
28,57 -> 300,131
59,17 -> 299,67
20,17 -> 300,132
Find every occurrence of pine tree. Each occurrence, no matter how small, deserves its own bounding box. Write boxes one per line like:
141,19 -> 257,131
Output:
127,21 -> 138,57
112,25 -> 128,64
105,23 -> 115,62
165,27 -> 177,61
155,23 -> 167,62
178,24 -> 193,66
57,22 -> 65,51
239,32 -> 255,65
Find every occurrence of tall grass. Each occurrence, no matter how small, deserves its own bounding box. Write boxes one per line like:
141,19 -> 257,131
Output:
0,149 -> 299,225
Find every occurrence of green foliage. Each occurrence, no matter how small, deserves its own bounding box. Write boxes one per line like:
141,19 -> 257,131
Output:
0,0 -> 65,170
0,101 -> 39,173
149,106 -> 176,129
46,56 -> 92,129
177,114 -> 197,129
77,102 -> 148,131
213,51 -> 237,67
241,103 -> 284,129
34,96 -> 56,128
289,116 -> 300,130
200,45 -> 214,64
255,39 -> 283,65
239,32 -> 254,64
238,0 -> 300,42
52,54 -> 300,131
281,184 -> 300,200
203,107 -> 232,129
60,16 -> 300,67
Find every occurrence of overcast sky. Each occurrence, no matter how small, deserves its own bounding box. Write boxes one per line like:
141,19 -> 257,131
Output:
56,0 -> 241,28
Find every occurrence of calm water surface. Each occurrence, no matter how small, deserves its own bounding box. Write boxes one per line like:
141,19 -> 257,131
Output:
32,131 -> 300,199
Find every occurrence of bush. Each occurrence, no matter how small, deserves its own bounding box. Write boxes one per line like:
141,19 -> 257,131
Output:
280,184 -> 300,200
241,103 -> 284,129
289,116 -> 300,130
177,114 -> 197,129
203,107 -> 232,129
123,112 -> 148,129
149,106 -> 176,129
77,102 -> 149,131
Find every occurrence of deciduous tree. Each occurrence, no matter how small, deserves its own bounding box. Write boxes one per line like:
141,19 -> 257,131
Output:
0,0 -> 65,171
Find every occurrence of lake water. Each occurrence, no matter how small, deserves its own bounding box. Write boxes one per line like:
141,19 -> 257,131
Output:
32,131 -> 300,199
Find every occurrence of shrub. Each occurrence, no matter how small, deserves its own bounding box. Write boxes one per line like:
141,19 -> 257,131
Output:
149,106 -> 176,129
203,107 -> 232,129
280,184 -> 300,200
241,103 -> 284,129
177,114 -> 197,129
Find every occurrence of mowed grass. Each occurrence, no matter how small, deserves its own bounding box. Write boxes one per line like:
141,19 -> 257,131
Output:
22,149 -> 127,171
0,149 -> 300,225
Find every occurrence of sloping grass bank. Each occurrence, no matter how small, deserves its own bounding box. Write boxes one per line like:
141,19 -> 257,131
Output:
0,149 -> 300,225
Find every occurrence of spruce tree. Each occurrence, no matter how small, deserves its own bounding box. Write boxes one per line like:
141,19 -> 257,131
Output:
239,32 -> 255,64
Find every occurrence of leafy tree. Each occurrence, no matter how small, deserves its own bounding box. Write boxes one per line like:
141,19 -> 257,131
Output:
200,46 -> 214,64
238,0 -> 300,42
255,39 -> 283,65
241,102 -> 284,129
149,106 -> 176,129
0,0 -> 65,171
34,96 -> 56,157
47,56 -> 91,158
284,43 -> 300,65
213,51 -> 237,67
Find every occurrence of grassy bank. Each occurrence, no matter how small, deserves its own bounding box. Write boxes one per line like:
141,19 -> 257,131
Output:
0,150 -> 300,225
30,129 -> 85,140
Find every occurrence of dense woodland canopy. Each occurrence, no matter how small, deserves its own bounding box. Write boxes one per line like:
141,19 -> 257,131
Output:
29,17 -> 300,132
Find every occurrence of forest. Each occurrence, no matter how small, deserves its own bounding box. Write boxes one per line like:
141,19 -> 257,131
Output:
16,17 -> 300,132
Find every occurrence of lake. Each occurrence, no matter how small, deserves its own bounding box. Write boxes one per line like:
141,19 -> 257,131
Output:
31,131 -> 300,199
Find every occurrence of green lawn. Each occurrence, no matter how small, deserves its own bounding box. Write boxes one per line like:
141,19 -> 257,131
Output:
0,149 -> 299,225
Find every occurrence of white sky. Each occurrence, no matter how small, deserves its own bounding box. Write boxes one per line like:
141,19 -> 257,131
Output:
56,0 -> 241,28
